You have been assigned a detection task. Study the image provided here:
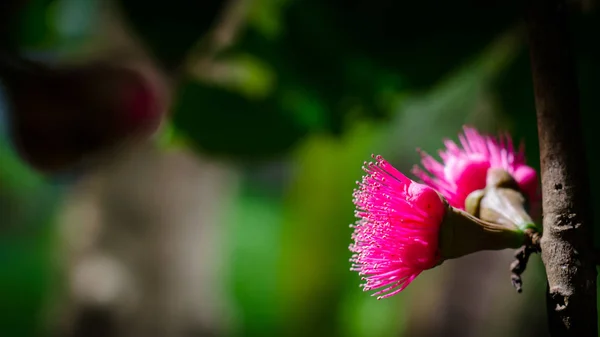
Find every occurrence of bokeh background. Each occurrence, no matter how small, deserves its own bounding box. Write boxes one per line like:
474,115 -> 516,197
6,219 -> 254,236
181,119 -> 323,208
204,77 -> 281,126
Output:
0,1 -> 599,336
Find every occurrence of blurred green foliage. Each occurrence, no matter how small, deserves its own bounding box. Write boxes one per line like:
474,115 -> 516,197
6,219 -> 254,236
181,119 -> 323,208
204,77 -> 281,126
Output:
0,139 -> 61,337
1,0 -> 600,336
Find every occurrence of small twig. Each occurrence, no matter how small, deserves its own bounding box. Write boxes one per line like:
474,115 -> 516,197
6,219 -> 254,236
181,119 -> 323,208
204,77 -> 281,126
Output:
184,0 -> 249,81
510,229 -> 541,293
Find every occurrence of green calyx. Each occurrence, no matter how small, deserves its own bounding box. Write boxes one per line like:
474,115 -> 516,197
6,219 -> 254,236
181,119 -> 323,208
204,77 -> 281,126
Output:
438,202 -> 525,261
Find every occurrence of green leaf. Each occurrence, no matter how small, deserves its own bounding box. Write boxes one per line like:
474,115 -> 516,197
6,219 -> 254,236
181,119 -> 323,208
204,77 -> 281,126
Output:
17,0 -> 57,49
247,0 -> 291,40
171,79 -> 307,159
17,0 -> 98,52
202,54 -> 277,99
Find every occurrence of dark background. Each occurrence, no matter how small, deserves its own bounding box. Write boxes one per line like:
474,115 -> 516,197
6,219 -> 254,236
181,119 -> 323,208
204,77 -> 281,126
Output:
0,0 -> 598,336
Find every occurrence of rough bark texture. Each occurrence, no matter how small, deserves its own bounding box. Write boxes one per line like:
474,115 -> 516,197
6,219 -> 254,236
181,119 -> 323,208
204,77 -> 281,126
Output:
527,0 -> 598,336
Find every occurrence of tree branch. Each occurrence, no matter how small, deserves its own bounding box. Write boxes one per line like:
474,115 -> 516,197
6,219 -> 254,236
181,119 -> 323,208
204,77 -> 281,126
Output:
527,0 -> 598,336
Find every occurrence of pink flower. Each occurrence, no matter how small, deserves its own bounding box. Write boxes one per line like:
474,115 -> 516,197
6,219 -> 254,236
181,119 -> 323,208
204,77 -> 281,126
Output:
412,126 -> 538,210
350,155 -> 446,299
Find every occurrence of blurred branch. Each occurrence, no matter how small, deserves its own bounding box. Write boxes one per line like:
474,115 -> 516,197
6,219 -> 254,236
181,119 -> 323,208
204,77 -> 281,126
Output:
527,0 -> 598,336
185,0 -> 249,82
49,144 -> 236,337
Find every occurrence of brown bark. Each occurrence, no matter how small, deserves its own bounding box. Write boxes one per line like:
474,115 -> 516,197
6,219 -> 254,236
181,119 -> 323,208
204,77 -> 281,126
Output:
527,0 -> 598,336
